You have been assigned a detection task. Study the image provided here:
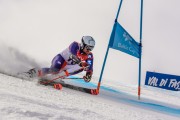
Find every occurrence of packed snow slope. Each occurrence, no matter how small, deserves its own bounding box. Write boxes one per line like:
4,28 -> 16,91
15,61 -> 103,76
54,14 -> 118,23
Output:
0,73 -> 179,120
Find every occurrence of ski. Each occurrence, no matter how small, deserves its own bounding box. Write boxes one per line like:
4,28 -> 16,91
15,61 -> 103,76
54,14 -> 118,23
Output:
1,72 -> 99,95
39,80 -> 98,95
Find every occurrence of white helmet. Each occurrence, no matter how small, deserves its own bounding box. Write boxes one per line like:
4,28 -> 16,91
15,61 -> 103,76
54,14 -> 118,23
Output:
81,36 -> 95,51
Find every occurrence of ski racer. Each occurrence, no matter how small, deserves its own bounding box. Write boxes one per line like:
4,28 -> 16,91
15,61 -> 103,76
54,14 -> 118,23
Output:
27,36 -> 95,83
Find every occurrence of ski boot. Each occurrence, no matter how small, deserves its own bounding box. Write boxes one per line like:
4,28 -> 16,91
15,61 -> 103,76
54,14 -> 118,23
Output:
26,68 -> 39,78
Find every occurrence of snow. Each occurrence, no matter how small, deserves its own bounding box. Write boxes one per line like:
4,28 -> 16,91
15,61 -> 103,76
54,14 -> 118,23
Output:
0,0 -> 180,119
0,73 -> 179,120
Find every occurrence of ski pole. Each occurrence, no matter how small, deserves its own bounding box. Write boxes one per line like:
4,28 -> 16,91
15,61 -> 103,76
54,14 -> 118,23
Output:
41,66 -> 87,85
40,76 -> 84,85
62,77 -> 83,80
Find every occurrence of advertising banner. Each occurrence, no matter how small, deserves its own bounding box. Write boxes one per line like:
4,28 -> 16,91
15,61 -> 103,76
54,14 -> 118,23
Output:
145,71 -> 180,91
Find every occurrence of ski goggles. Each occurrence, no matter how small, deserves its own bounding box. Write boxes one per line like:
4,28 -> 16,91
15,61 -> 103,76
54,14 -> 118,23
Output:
85,45 -> 94,51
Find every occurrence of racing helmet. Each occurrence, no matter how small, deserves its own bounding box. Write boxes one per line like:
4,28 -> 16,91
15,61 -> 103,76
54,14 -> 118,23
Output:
81,36 -> 95,51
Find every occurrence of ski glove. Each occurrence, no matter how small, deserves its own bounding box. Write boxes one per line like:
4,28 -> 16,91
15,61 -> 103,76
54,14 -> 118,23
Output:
69,54 -> 89,68
69,54 -> 81,65
79,62 -> 89,68
83,72 -> 92,82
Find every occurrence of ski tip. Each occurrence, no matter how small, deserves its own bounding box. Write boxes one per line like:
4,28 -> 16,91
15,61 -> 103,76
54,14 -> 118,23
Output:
90,89 -> 99,95
54,83 -> 63,90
